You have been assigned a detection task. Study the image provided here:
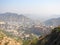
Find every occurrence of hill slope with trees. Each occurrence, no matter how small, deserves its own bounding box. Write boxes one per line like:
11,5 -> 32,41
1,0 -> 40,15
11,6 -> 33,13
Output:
30,26 -> 60,45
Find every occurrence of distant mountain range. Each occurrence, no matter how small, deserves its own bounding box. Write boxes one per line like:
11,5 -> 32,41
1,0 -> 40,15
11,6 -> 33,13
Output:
0,12 -> 53,36
0,12 -> 43,35
0,12 -> 31,22
44,17 -> 60,26
0,12 -> 34,25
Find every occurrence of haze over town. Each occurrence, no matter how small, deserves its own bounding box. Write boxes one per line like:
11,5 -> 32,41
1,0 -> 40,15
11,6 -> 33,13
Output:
0,0 -> 60,21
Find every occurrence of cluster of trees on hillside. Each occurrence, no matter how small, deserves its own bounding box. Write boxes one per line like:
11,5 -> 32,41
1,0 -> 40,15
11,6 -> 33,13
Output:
29,26 -> 60,45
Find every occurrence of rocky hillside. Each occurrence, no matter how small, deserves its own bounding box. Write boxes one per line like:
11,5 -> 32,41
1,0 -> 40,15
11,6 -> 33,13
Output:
0,30 -> 23,45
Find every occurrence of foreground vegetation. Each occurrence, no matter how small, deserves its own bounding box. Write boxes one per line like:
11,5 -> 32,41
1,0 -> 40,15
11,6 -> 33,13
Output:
30,26 -> 60,45
0,30 -> 22,45
0,26 -> 60,45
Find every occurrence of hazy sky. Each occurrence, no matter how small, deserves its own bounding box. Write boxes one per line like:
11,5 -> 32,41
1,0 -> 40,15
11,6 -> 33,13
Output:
0,0 -> 60,21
